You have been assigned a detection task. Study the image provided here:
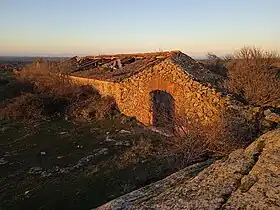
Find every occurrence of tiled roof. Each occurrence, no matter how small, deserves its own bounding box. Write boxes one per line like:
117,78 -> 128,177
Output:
67,50 -> 222,85
70,51 -> 179,82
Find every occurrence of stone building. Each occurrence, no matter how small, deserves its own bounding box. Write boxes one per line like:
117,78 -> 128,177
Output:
67,51 -> 238,130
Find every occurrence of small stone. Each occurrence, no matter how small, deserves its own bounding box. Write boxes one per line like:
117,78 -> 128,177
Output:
3,152 -> 10,157
57,156 -> 64,159
265,112 -> 280,123
28,167 -> 43,175
59,131 -> 68,135
40,151 -> 47,156
252,107 -> 260,113
264,109 -> 272,116
105,136 -> 115,142
119,129 -> 131,134
0,158 -> 8,165
24,191 -> 30,195
114,141 -> 131,147
239,175 -> 258,193
1,126 -> 12,133
95,148 -> 108,156
262,119 -> 274,127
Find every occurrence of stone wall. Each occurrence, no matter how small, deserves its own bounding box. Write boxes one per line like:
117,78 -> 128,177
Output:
118,59 -> 229,126
69,76 -> 121,101
70,59 -> 233,127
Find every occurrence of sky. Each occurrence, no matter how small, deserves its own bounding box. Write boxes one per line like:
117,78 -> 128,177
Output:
0,0 -> 279,57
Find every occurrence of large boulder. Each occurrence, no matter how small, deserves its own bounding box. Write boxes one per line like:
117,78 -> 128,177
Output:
97,129 -> 280,210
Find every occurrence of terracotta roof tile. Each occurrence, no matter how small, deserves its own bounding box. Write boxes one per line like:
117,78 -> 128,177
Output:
67,50 -> 222,85
70,51 -> 179,82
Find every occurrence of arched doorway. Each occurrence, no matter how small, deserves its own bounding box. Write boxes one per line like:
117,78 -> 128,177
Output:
150,90 -> 174,129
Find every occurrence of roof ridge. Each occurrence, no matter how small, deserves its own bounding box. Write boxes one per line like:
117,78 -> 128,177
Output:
80,50 -> 182,60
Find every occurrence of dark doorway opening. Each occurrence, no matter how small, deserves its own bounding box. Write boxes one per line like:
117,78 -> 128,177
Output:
150,90 -> 174,129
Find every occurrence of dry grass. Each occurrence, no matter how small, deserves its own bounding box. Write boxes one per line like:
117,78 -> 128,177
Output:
204,52 -> 228,77
173,112 -> 254,153
161,114 -> 253,168
16,61 -> 79,98
173,105 -> 255,159
116,108 -> 255,171
226,47 -> 280,107
68,94 -> 117,121
117,136 -> 154,169
0,93 -> 44,120
1,61 -> 118,121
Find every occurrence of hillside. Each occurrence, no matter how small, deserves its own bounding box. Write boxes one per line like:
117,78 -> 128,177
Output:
1,65 -> 226,209
98,129 -> 280,209
1,47 -> 279,209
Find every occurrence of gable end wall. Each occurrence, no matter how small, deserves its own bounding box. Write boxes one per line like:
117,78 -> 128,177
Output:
118,59 -> 228,125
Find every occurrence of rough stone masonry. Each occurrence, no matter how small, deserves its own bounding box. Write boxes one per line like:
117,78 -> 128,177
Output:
68,51 -> 243,129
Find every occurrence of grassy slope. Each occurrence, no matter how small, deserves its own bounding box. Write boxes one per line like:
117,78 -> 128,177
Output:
0,70 -> 180,209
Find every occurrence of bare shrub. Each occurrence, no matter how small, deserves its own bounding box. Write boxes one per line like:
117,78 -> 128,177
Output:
0,92 -> 72,120
0,78 -> 33,103
204,52 -> 228,77
169,115 -> 254,167
17,61 -> 76,97
69,95 -> 117,121
226,46 -> 280,107
150,104 -> 256,168
174,114 -> 251,151
0,93 -> 44,120
115,109 -> 255,171
0,77 -> 9,86
1,60 -> 119,121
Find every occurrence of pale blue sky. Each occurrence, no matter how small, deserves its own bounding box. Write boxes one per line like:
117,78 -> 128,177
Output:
0,0 -> 279,57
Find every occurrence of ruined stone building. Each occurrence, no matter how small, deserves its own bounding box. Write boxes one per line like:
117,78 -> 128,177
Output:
66,51 -> 240,129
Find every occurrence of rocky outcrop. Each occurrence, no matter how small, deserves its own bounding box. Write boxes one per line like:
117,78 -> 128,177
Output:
97,129 -> 280,210
241,106 -> 280,133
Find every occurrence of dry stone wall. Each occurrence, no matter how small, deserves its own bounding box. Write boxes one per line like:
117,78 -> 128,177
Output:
118,59 -> 229,126
70,59 -> 236,127
69,76 -> 121,101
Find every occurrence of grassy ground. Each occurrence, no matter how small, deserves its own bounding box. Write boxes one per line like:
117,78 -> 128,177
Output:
1,62 -> 252,209
0,69 -> 184,209
1,118 -> 177,209
1,48 -> 272,209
